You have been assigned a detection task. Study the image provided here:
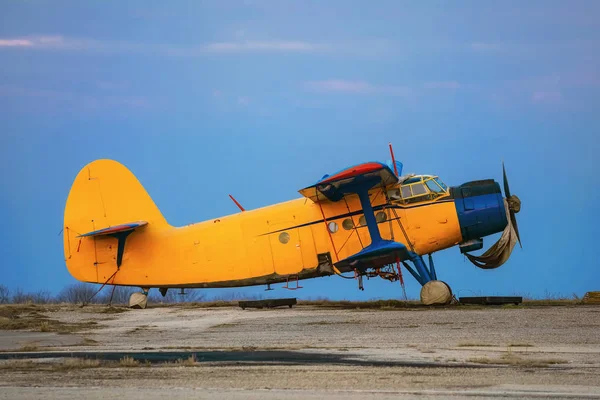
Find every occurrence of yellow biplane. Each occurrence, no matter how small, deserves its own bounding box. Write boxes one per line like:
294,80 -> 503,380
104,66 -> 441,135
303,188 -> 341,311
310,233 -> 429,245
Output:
63,146 -> 521,307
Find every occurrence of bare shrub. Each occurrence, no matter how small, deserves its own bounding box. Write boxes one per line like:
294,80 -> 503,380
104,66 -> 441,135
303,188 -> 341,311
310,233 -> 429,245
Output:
56,283 -> 98,304
0,285 -> 9,304
11,288 -> 34,304
209,291 -> 261,302
100,286 -> 136,305
30,290 -> 54,304
148,289 -> 206,304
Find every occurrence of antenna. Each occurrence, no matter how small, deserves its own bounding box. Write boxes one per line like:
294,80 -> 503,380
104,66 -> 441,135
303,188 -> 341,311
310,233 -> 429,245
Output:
388,142 -> 399,176
228,194 -> 245,212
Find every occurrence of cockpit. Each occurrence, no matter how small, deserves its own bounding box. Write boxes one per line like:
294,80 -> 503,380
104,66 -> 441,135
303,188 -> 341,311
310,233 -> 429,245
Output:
387,175 -> 449,204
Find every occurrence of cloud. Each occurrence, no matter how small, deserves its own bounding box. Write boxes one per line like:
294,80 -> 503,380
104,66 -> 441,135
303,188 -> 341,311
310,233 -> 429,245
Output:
202,41 -> 323,53
305,80 -> 411,96
237,96 -> 251,106
0,84 -> 154,113
531,90 -> 562,104
0,35 -> 325,55
424,81 -> 461,89
0,39 -> 34,47
470,42 -> 501,52
0,35 -> 71,49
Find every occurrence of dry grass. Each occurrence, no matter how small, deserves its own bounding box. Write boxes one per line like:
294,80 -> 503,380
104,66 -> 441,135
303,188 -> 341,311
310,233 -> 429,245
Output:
210,322 -> 240,329
18,345 -> 39,352
177,301 -> 238,309
100,306 -> 130,314
305,319 -> 363,326
300,299 -> 421,309
58,358 -> 101,370
0,305 -> 99,333
521,299 -> 581,306
174,355 -> 199,366
468,353 -> 568,367
39,321 -> 50,332
119,356 -> 139,367
0,360 -> 39,370
126,325 -> 152,334
457,342 -> 499,347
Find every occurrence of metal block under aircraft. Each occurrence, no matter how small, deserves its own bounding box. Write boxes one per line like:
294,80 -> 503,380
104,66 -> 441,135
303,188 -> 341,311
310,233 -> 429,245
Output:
63,145 -> 521,308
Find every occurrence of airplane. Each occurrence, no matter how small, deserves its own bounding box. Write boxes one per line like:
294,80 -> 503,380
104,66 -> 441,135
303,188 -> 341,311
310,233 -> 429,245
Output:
62,145 -> 521,308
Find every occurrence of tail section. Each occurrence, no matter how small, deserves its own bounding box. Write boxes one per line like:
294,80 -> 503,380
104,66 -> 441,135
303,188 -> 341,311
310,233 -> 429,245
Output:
63,159 -> 169,283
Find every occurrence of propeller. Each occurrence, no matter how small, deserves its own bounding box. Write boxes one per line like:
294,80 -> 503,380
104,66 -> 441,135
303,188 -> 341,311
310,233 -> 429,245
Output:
502,162 -> 522,248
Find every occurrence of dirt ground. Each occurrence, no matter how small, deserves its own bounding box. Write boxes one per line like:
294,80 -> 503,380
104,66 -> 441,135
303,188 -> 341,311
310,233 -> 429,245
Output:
1,303 -> 599,399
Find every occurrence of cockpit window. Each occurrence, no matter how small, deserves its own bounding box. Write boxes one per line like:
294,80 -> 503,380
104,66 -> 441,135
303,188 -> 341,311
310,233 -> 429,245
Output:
411,183 -> 427,196
392,175 -> 449,205
426,179 -> 443,193
435,177 -> 448,191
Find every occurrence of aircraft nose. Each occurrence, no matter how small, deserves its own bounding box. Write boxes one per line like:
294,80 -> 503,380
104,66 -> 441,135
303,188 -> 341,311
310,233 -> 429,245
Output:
452,179 -> 508,242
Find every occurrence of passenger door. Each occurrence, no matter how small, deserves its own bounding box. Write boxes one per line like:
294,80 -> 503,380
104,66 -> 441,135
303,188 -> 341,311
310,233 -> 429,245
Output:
268,221 -> 304,275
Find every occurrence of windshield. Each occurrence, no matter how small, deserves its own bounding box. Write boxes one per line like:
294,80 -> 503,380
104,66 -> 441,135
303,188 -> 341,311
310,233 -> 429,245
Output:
388,175 -> 449,204
435,177 -> 448,191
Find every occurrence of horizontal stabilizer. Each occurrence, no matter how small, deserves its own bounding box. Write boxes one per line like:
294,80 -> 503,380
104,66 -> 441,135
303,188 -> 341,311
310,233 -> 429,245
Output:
335,241 -> 408,272
76,221 -> 148,238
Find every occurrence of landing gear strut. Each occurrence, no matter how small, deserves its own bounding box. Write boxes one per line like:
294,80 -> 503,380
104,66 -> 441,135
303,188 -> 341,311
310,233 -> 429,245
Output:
401,253 -> 453,305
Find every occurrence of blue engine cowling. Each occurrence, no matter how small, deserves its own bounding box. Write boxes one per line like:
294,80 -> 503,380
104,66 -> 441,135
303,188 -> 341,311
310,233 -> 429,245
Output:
452,179 -> 508,242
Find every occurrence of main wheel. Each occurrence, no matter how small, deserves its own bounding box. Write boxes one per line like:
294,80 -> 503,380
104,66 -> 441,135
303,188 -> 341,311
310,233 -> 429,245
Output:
420,280 -> 452,305
129,292 -> 148,309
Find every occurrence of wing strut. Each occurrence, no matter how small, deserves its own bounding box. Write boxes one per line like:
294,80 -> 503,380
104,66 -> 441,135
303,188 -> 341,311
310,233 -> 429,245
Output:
315,187 -> 340,263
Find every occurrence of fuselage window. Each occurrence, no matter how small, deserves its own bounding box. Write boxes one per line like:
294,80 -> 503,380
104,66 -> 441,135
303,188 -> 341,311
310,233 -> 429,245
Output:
376,211 -> 387,223
279,232 -> 290,244
328,221 -> 339,233
358,216 -> 366,226
342,218 -> 354,230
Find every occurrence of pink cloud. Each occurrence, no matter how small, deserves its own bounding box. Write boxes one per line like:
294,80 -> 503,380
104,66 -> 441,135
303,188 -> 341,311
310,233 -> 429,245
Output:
0,39 -> 34,47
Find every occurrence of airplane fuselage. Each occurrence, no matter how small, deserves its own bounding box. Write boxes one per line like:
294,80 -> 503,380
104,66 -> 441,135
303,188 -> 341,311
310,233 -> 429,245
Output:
63,160 -> 508,292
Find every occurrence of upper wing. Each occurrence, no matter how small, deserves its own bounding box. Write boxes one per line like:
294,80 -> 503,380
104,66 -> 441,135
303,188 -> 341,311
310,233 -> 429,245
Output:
299,162 -> 398,202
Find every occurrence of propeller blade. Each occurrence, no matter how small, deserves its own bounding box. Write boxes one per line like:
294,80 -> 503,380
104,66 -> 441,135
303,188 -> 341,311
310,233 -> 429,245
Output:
502,162 -> 511,198
503,162 -> 521,248
510,212 -> 522,249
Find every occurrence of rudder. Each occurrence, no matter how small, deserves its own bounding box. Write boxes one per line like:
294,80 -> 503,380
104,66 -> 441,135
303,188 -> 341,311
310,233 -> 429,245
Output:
63,159 -> 169,283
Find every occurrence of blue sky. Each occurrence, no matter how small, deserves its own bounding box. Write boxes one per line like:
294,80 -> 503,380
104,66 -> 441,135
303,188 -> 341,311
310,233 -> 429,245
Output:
1,1 -> 599,300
